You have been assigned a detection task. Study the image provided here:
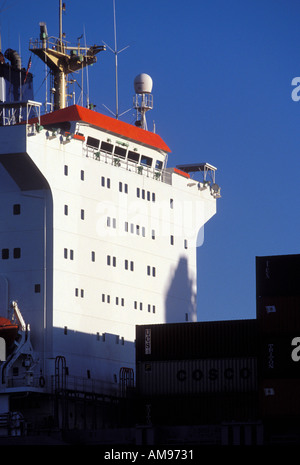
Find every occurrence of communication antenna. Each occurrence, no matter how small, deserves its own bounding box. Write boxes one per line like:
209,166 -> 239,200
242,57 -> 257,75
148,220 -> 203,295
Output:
102,0 -> 130,119
29,0 -> 105,111
133,73 -> 153,130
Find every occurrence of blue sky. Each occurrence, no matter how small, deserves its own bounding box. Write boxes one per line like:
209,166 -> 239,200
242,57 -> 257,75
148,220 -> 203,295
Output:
1,0 -> 300,322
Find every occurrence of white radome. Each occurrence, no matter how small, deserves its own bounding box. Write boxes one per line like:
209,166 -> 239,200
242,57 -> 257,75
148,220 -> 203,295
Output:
134,73 -> 153,94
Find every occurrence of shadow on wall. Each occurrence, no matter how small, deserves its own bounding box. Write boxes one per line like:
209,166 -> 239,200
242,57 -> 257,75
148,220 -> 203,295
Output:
165,256 -> 197,323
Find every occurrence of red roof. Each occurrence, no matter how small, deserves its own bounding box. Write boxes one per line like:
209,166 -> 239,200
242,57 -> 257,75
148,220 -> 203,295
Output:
36,105 -> 171,153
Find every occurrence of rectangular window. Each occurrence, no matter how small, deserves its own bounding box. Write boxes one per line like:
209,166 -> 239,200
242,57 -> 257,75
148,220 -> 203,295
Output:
112,256 -> 116,267
121,298 -> 124,307
107,178 -> 111,189
64,165 -> 68,176
116,297 -> 119,305
101,176 -> 105,187
170,235 -> 174,245
127,150 -> 140,163
155,160 -> 163,170
81,209 -> 85,220
152,267 -> 156,277
136,225 -> 140,235
81,170 -> 84,181
107,255 -> 111,266
153,305 -> 156,314
148,304 -> 151,313
141,155 -> 152,167
152,192 -> 156,202
34,284 -> 41,293
87,136 -> 100,149
184,239 -> 188,249
119,182 -> 122,192
64,205 -> 68,215
147,191 -> 150,201
124,184 -> 128,194
142,227 -> 146,237
102,293 -> 105,302
140,302 -> 143,311
13,248 -> 21,259
75,288 -> 79,297
101,141 -> 113,153
142,189 -> 145,199
147,265 -> 151,276
91,251 -> 95,262
170,198 -> 174,209
70,249 -> 74,260
124,222 -> 128,232
114,146 -> 127,158
107,295 -> 110,304
64,248 -> 68,259
64,326 -> 68,335
107,216 -> 111,227
80,289 -> 84,298
125,259 -> 128,270
134,301 -> 137,310
152,230 -> 155,240
137,187 -> 140,198
13,204 -> 21,215
130,261 -> 134,271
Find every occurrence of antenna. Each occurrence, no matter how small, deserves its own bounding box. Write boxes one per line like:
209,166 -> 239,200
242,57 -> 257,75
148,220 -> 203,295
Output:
103,0 -> 130,119
133,73 -> 153,130
29,0 -> 105,111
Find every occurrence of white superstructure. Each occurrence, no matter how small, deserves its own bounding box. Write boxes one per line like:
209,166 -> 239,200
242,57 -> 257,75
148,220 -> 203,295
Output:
0,3 -> 220,433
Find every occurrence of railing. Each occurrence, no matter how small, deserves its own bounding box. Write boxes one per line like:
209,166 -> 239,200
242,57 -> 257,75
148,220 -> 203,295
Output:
83,145 -> 172,185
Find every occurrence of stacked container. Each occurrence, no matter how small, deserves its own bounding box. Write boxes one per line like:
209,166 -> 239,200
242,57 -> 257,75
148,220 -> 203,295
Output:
256,254 -> 300,420
136,319 -> 259,425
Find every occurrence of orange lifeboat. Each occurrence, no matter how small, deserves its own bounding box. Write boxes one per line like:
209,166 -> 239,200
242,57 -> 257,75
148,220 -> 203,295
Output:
0,317 -> 18,346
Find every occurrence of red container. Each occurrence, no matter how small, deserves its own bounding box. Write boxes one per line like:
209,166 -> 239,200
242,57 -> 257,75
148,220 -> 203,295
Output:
259,333 -> 300,379
257,296 -> 300,334
260,379 -> 300,418
136,319 -> 258,362
256,254 -> 300,298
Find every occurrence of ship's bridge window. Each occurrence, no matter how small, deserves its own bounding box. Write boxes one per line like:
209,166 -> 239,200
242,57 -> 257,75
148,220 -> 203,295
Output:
140,155 -> 152,167
87,136 -> 100,149
114,146 -> 127,158
155,160 -> 163,170
127,150 -> 140,163
101,141 -> 113,153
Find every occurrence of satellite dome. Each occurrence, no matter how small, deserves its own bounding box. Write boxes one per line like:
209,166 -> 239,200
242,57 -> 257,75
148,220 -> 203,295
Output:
134,73 -> 153,94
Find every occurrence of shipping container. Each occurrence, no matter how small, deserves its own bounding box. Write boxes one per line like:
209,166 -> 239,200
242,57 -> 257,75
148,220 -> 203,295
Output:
136,319 -> 258,362
259,333 -> 300,379
137,392 -> 259,426
136,357 -> 258,396
256,254 -> 300,298
257,296 -> 300,333
260,379 -> 300,418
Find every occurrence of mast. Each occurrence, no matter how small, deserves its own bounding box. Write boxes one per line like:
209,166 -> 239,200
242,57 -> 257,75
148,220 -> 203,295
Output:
29,0 -> 105,111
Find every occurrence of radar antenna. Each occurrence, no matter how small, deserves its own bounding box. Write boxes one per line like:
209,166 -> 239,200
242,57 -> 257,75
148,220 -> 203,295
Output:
102,0 -> 130,119
133,73 -> 153,130
29,0 -> 105,111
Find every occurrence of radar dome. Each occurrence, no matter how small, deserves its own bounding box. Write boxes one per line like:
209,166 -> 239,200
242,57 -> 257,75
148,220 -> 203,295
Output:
134,73 -> 153,94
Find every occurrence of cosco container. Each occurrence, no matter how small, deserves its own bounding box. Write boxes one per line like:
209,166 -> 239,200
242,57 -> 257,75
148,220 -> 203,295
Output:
257,296 -> 300,334
136,357 -> 257,396
137,392 -> 259,425
256,254 -> 300,298
259,333 -> 300,379
136,319 -> 258,362
260,379 -> 300,418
